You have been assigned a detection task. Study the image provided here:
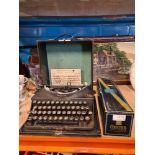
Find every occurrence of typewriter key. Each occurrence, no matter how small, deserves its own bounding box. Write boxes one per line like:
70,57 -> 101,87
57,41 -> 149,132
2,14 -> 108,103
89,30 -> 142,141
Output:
51,101 -> 54,104
80,116 -> 84,121
71,106 -> 75,110
66,106 -> 71,110
37,111 -> 42,115
72,111 -> 76,115
42,111 -> 47,115
38,116 -> 42,121
88,111 -> 93,115
52,106 -> 56,110
47,111 -> 52,115
76,106 -> 80,110
64,116 -> 69,121
77,111 -> 81,115
46,101 -> 50,104
67,111 -> 71,115
81,106 -> 85,110
85,116 -> 90,121
62,106 -> 65,110
69,101 -> 73,104
33,116 -> 37,120
74,101 -> 78,104
57,106 -> 61,110
57,111 -> 61,115
56,101 -> 59,104
38,106 -> 42,110
78,101 -> 82,104
37,101 -> 41,104
52,111 -> 56,115
58,116 -> 63,121
83,101 -> 87,104
75,116 -> 79,121
69,116 -> 74,121
82,111 -> 87,115
47,106 -> 51,110
53,116 -> 58,121
32,100 -> 37,104
62,111 -> 66,115
43,106 -> 47,110
65,101 -> 68,104
85,106 -> 89,110
60,101 -> 64,104
32,111 -> 37,115
27,116 -> 32,121
43,116 -> 48,121
33,106 -> 37,109
48,116 -> 52,121
42,101 -> 46,104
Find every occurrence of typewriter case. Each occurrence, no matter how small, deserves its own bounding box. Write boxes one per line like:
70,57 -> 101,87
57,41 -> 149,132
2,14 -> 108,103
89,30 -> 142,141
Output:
20,40 -> 101,136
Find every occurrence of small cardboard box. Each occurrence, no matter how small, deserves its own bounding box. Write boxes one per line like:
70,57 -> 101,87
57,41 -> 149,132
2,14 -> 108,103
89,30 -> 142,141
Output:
97,78 -> 134,136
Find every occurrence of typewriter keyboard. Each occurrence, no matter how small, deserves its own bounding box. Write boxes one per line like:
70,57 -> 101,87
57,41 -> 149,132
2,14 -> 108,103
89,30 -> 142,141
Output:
24,99 -> 94,132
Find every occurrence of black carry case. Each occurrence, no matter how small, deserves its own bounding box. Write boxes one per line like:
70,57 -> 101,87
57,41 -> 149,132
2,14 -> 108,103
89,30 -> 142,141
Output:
20,38 -> 101,136
97,78 -> 134,136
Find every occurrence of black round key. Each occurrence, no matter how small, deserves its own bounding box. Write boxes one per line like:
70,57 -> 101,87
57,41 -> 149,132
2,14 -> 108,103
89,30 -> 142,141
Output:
32,100 -> 37,104
72,111 -> 76,115
67,111 -> 71,115
80,116 -> 84,121
33,106 -> 37,109
42,111 -> 47,115
85,116 -> 90,121
70,101 -> 73,104
75,116 -> 79,121
88,111 -> 93,115
65,101 -> 69,104
60,101 -> 64,104
57,106 -> 61,110
62,111 -> 66,115
37,111 -> 42,115
56,101 -> 59,104
42,101 -> 46,104
77,111 -> 81,115
43,116 -> 48,121
32,111 -> 37,115
52,106 -> 56,110
62,106 -> 65,110
57,111 -> 61,115
53,116 -> 58,121
82,111 -> 87,115
48,116 -> 52,121
85,106 -> 89,110
81,106 -> 85,110
43,106 -> 47,110
46,101 -> 50,104
37,101 -> 41,104
51,101 -> 54,104
64,116 -> 69,121
74,101 -> 78,104
52,111 -> 56,115
38,106 -> 42,110
47,106 -> 51,110
83,101 -> 87,104
33,116 -> 37,120
78,101 -> 82,104
58,116 -> 63,121
76,106 -> 80,110
38,116 -> 42,121
47,111 -> 52,115
69,116 -> 74,121
27,116 -> 32,121
71,106 -> 75,110
66,106 -> 71,110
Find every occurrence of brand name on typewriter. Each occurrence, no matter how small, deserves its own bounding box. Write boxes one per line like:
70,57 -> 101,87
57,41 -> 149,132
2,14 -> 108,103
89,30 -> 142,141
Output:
109,124 -> 127,133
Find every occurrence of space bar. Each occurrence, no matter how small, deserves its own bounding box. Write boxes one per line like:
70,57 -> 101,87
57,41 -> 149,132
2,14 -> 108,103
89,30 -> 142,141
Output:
36,121 -> 78,125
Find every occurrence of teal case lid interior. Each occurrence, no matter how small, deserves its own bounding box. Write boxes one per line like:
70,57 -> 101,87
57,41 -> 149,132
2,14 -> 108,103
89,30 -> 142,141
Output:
37,40 -> 92,86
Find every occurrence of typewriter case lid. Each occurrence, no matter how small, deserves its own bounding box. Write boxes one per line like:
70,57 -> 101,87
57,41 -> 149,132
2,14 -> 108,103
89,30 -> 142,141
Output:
37,40 -> 93,87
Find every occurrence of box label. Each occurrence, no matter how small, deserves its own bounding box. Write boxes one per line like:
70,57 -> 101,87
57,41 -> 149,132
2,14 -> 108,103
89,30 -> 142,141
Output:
51,69 -> 81,86
113,114 -> 126,121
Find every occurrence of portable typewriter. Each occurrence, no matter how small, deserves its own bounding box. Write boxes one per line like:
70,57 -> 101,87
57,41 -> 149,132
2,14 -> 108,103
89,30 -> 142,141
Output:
20,40 -> 101,136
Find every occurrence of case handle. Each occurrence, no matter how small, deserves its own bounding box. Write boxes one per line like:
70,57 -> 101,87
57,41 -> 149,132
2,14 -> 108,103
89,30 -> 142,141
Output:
54,34 -> 77,41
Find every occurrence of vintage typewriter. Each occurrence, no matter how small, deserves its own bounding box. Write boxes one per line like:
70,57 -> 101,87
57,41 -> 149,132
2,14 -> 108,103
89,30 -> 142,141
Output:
20,40 -> 101,136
